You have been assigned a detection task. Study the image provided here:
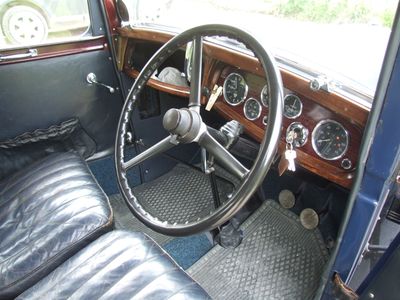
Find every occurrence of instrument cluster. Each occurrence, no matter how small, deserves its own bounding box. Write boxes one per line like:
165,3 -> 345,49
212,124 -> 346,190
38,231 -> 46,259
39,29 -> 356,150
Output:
222,71 -> 353,168
223,72 -> 268,123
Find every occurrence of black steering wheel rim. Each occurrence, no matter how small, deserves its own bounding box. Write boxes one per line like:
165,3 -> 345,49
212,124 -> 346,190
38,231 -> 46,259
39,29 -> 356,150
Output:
115,24 -> 283,236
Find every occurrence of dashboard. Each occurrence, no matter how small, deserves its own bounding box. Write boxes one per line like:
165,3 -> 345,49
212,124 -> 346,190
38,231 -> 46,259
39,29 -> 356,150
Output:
217,66 -> 362,170
116,26 -> 369,189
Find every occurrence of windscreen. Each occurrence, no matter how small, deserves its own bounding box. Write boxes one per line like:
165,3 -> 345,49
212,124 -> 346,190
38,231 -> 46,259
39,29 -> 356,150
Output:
124,0 -> 398,100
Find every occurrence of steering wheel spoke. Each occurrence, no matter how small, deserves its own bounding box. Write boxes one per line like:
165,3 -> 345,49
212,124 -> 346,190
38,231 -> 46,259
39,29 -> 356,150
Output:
188,35 -> 203,111
122,135 -> 178,171
198,130 -> 249,180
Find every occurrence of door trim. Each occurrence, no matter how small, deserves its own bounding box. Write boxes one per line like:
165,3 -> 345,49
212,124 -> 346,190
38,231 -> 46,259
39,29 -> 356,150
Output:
0,36 -> 107,65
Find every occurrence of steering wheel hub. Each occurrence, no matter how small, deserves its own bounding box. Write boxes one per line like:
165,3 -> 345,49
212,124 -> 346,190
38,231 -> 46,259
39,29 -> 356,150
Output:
163,108 -> 203,143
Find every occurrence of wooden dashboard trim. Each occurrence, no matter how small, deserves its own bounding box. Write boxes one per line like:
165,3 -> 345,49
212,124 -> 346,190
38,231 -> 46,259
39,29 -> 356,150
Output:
125,69 -> 190,97
213,100 -> 354,188
118,27 -> 369,126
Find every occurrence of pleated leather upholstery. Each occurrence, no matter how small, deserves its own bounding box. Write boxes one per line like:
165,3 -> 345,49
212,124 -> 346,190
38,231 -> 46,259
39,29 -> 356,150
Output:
17,231 -> 211,300
0,152 -> 113,299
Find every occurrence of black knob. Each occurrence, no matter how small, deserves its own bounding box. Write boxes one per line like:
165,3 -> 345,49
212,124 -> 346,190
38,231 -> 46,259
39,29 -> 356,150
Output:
163,109 -> 181,132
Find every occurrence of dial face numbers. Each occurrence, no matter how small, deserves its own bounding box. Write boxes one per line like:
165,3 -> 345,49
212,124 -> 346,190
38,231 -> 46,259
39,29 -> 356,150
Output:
312,120 -> 349,160
283,94 -> 303,119
260,84 -> 269,107
243,98 -> 262,121
223,73 -> 248,106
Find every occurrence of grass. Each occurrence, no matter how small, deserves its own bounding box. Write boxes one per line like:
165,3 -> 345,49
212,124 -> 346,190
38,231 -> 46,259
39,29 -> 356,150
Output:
208,0 -> 396,27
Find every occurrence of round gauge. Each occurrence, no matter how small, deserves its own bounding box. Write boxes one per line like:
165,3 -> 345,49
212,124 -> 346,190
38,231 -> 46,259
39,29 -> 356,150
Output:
312,120 -> 349,160
223,73 -> 248,106
243,98 -> 262,121
260,84 -> 269,107
283,94 -> 303,119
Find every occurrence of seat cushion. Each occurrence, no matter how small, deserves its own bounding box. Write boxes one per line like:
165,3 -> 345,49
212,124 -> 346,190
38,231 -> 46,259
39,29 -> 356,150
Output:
17,231 -> 211,300
0,152 -> 113,299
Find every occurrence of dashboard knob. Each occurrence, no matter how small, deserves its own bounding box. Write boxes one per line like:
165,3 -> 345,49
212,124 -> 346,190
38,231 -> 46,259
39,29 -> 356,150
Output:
341,158 -> 352,170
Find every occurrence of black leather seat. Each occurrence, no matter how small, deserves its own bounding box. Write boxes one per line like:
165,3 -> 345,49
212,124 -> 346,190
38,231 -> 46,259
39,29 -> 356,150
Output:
0,152 -> 113,299
17,230 -> 211,299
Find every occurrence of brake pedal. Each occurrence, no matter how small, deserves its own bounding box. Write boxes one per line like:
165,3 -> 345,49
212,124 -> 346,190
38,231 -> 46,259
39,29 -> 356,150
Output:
300,208 -> 319,230
278,189 -> 295,209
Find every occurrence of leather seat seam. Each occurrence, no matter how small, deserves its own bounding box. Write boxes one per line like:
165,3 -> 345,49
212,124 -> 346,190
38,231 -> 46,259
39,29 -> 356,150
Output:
0,167 -> 91,209
33,233 -> 129,296
0,204 -> 108,263
0,182 -> 101,229
69,247 -> 163,299
0,210 -> 113,293
0,154 -> 79,198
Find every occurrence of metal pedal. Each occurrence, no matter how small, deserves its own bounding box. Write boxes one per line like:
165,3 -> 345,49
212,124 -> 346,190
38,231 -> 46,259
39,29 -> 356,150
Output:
300,208 -> 319,230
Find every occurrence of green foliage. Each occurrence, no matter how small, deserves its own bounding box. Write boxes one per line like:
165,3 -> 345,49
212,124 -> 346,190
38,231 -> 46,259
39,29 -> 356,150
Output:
275,0 -> 367,23
272,0 -> 394,27
206,0 -> 396,28
381,8 -> 395,27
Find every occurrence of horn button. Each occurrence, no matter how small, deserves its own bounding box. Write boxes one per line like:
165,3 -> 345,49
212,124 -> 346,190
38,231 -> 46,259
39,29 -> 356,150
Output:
163,108 -> 203,143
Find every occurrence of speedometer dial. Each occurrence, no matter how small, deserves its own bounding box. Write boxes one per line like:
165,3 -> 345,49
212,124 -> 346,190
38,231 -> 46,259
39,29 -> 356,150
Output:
243,98 -> 261,120
312,120 -> 349,160
223,73 -> 248,106
283,94 -> 302,119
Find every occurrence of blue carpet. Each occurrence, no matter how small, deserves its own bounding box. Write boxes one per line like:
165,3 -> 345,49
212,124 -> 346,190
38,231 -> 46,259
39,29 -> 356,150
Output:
163,234 -> 212,269
89,154 -> 141,195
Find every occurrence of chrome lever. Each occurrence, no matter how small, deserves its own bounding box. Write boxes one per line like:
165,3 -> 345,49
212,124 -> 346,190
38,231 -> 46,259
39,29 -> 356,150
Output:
0,49 -> 38,62
86,72 -> 115,94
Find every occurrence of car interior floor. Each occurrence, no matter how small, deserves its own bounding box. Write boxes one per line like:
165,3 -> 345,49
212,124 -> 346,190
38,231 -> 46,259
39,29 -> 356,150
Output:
90,148 -> 348,299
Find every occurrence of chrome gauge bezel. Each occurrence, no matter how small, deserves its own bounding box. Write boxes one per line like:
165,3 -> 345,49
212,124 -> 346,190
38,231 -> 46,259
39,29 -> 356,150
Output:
243,98 -> 262,121
283,94 -> 303,119
260,84 -> 269,107
311,119 -> 349,161
222,72 -> 248,106
286,122 -> 309,147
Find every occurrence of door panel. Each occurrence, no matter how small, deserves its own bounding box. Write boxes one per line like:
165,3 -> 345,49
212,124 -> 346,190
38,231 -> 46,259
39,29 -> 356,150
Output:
0,0 -> 123,158
0,48 -> 122,154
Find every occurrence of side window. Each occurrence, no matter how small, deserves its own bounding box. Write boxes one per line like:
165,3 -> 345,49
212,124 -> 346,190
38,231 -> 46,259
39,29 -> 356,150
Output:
0,0 -> 90,49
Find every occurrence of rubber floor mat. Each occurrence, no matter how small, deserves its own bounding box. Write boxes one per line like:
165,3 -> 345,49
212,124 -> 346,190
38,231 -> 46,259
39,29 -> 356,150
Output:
110,164 -> 235,245
188,200 -> 329,300
130,163 -> 235,224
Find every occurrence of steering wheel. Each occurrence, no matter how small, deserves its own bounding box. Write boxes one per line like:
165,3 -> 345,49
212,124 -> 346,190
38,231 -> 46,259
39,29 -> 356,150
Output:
115,24 -> 283,236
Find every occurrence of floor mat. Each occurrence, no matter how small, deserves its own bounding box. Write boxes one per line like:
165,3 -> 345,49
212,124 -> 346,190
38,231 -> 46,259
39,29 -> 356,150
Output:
188,200 -> 329,300
130,163 -> 235,224
109,163 -> 235,245
110,194 -> 174,245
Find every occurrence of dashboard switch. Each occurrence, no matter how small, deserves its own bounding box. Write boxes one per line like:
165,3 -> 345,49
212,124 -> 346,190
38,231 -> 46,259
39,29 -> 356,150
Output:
341,158 -> 352,170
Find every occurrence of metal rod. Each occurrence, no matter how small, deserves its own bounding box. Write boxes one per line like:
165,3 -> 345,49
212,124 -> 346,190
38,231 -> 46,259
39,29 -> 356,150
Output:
188,35 -> 203,111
